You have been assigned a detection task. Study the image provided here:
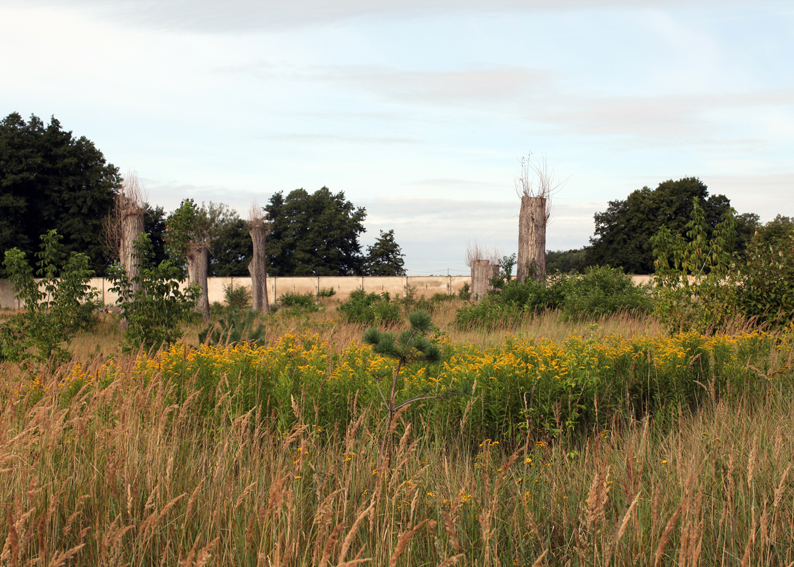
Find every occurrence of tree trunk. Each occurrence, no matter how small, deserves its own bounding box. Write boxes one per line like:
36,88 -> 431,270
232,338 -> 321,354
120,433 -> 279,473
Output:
248,224 -> 270,313
187,243 -> 210,321
517,195 -> 547,282
471,259 -> 499,302
119,209 -> 144,293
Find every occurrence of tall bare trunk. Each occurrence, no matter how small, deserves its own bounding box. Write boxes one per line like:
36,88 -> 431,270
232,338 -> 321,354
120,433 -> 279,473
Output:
517,195 -> 547,282
249,224 -> 270,313
119,209 -> 144,293
471,259 -> 499,302
187,243 -> 210,321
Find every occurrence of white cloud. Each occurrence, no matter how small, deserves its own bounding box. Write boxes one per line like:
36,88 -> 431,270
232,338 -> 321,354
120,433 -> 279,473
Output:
7,0 -> 763,33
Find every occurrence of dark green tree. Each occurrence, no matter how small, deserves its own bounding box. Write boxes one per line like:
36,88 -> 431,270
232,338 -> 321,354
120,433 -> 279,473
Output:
0,112 -> 121,275
209,215 -> 252,277
753,215 -> 793,247
363,229 -> 406,276
545,248 -> 591,274
587,178 -> 732,274
143,203 -> 169,267
265,187 -> 367,276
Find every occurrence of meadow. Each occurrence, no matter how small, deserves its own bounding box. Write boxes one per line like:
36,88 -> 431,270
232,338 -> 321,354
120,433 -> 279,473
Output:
1,300 -> 793,566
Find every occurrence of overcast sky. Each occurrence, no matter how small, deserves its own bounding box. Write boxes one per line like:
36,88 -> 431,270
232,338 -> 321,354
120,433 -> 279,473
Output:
2,0 -> 792,274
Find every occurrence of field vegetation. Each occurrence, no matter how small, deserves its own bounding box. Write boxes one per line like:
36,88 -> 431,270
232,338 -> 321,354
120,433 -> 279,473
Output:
1,295 -> 793,565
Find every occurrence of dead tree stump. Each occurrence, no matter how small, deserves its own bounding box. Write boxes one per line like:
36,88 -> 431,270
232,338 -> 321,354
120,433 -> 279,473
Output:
517,195 -> 547,282
471,259 -> 499,301
249,222 -> 270,313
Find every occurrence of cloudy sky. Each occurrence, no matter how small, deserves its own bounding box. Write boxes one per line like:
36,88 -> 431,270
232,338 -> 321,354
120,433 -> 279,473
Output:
2,0 -> 792,274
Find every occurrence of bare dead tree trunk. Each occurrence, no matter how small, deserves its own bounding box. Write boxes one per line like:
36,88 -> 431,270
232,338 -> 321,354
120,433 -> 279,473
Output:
515,154 -> 563,283
249,223 -> 270,313
187,243 -> 210,321
120,208 -> 144,293
517,195 -> 547,282
471,259 -> 499,302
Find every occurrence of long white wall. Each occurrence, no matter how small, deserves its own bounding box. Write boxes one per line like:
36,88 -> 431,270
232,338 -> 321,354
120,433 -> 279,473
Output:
0,274 -> 654,309
0,276 -> 473,309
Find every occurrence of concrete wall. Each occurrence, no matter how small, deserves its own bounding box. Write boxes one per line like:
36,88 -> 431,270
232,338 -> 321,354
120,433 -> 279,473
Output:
0,274 -> 654,309
0,275 -> 474,309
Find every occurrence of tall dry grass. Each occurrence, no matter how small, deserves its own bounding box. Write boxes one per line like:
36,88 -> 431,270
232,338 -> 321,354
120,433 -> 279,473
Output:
1,349 -> 793,565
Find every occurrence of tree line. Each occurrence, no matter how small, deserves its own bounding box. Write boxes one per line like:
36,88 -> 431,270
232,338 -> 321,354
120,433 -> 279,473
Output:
0,112 -> 406,279
547,177 -> 791,274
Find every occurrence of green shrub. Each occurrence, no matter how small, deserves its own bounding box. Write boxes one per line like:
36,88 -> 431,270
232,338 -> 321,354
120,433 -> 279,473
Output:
339,288 -> 401,326
455,268 -> 650,329
223,283 -> 252,311
317,287 -> 336,298
107,234 -> 201,350
1,230 -> 99,363
278,291 -> 320,314
561,266 -> 652,320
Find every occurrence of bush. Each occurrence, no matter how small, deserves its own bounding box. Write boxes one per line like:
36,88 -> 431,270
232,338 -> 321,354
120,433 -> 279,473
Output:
455,268 -> 650,329
278,291 -> 320,314
1,230 -> 99,363
317,287 -> 336,298
561,266 -> 652,320
338,289 -> 401,326
107,234 -> 201,350
223,283 -> 252,311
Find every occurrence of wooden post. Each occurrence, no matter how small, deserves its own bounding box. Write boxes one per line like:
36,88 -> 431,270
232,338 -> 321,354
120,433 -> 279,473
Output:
187,243 -> 210,321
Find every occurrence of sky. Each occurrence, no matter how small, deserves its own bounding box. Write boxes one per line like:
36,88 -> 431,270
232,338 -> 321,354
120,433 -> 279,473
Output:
2,0 -> 793,275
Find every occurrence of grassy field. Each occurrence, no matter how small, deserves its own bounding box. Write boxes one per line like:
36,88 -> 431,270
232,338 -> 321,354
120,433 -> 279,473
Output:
1,300 -> 793,566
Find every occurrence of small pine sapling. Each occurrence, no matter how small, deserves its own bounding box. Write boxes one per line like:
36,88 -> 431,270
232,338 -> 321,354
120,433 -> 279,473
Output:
363,310 -> 447,469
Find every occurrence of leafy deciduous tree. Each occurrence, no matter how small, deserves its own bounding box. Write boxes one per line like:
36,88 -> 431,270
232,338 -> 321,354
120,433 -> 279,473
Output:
0,112 -> 121,275
588,178 -> 732,274
265,187 -> 367,276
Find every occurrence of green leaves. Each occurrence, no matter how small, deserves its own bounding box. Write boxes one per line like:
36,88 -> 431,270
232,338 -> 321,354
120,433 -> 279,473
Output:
1,229 -> 99,363
265,187 -> 368,276
108,233 -> 201,350
0,112 -> 120,276
651,199 -> 740,333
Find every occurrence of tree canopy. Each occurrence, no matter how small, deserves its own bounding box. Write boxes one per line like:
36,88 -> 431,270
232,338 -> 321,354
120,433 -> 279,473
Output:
586,178 -> 733,274
0,112 -> 121,275
363,229 -> 406,276
265,187 -> 367,276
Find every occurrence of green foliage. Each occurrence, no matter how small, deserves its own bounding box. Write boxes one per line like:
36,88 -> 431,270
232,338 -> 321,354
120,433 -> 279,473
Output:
651,198 -> 739,333
753,215 -> 794,247
546,247 -> 591,274
588,177 -> 734,274
0,112 -> 121,276
338,288 -> 401,326
143,203 -> 169,267
363,309 -> 444,466
363,229 -> 406,276
456,268 -> 650,329
739,233 -> 794,325
107,234 -> 201,350
278,291 -> 320,314
316,287 -> 336,298
223,283 -> 252,311
561,266 -> 652,321
265,187 -> 367,276
363,310 -> 441,365
0,230 -> 99,362
457,282 -> 471,301
210,215 -> 253,277
199,309 -> 266,346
